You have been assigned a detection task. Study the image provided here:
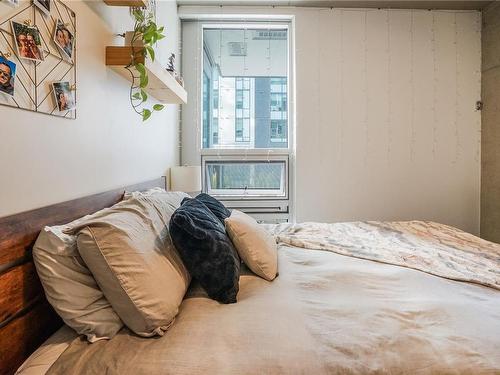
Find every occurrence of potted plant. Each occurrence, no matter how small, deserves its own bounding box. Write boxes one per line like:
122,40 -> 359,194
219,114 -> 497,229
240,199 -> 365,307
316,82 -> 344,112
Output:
126,8 -> 166,121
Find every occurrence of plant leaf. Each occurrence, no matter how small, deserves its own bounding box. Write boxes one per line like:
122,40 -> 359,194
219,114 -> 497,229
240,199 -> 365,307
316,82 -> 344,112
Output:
132,92 -> 141,100
142,109 -> 152,121
136,63 -> 145,76
146,46 -> 155,61
143,32 -> 153,43
141,89 -> 148,102
140,73 -> 149,88
153,104 -> 164,111
132,10 -> 142,21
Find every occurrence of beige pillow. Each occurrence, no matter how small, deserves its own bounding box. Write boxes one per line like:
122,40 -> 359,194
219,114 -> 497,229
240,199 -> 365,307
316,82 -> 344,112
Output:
66,193 -> 190,337
225,210 -> 278,281
33,222 -> 123,343
123,187 -> 167,200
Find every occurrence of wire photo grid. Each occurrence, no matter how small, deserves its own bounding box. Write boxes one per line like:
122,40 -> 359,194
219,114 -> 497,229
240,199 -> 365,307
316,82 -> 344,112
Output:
0,0 -> 76,119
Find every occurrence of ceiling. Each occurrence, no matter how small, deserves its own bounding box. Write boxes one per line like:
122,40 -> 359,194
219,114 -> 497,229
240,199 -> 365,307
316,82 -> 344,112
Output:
177,0 -> 496,10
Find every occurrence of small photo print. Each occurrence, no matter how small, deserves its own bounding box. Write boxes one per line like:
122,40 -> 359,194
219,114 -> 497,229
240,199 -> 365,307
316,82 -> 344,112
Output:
11,21 -> 45,62
33,0 -> 50,16
3,0 -> 19,7
0,55 -> 16,97
53,19 -> 74,61
52,81 -> 75,111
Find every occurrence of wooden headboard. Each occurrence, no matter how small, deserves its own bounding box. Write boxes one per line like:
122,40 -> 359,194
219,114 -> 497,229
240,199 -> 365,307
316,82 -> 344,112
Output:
0,177 -> 166,375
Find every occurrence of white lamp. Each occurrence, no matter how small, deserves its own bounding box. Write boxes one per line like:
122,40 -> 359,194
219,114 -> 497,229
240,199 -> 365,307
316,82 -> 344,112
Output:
170,166 -> 202,194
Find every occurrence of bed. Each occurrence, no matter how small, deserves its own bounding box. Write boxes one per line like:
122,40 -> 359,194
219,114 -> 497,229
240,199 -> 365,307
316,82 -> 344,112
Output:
1,178 -> 499,375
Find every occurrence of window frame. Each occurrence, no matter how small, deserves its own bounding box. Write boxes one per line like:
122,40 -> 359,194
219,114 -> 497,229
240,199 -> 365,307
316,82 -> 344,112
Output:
202,154 -> 289,201
199,22 -> 293,154
184,19 -> 294,210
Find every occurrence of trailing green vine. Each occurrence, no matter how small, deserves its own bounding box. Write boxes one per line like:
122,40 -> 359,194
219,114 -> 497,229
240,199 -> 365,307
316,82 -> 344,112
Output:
126,8 -> 166,121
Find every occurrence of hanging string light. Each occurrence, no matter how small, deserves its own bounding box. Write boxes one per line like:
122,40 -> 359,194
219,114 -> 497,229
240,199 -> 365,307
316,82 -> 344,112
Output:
217,26 -> 222,159
242,17 -> 249,150
386,9 -> 392,165
474,11 -> 481,165
267,21 -> 271,74
267,18 -> 272,151
338,9 -> 344,163
453,12 -> 461,165
218,27 -> 222,67
317,9 -> 323,166
183,8 -> 480,178
195,20 -> 201,154
363,9 -> 369,166
431,11 -> 438,159
410,10 -> 416,162
243,21 -> 247,76
178,21 -> 184,164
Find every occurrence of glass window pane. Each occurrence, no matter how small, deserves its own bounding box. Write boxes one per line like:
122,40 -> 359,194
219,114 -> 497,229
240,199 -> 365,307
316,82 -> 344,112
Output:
203,27 -> 288,149
270,119 -> 287,143
202,72 -> 210,148
205,160 -> 286,197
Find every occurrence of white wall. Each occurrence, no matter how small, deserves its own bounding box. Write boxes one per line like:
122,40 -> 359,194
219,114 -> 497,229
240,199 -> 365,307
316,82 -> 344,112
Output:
180,6 -> 481,234
0,0 -> 180,217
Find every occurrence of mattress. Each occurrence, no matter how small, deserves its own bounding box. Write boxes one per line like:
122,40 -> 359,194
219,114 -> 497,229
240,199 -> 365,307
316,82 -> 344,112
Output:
23,245 -> 500,375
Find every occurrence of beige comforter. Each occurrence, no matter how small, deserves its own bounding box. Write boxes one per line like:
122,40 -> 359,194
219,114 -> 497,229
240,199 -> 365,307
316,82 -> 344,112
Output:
269,221 -> 500,290
47,245 -> 500,374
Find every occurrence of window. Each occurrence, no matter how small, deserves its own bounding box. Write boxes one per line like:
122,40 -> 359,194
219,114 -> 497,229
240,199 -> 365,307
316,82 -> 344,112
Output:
202,26 -> 289,150
212,118 -> 219,145
270,120 -> 287,143
196,23 -> 291,204
212,74 -> 219,109
235,118 -> 250,142
234,77 -> 251,142
202,72 -> 210,148
203,156 -> 288,199
270,93 -> 287,112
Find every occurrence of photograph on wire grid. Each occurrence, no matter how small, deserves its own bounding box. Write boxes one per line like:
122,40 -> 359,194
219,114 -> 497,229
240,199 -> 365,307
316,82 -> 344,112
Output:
3,0 -> 20,7
34,0 -> 51,16
52,81 -> 75,111
0,55 -> 16,97
11,21 -> 45,62
53,19 -> 74,61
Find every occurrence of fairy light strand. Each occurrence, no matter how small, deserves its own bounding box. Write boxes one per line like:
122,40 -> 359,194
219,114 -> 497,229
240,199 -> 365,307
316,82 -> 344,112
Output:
195,20 -> 201,154
386,10 -> 392,164
338,9 -> 345,163
317,10 -> 323,165
217,26 -> 222,158
243,23 -> 247,76
475,11 -> 481,165
267,21 -> 271,75
431,11 -> 438,159
363,10 -> 369,166
453,12 -> 461,164
410,10 -> 416,161
181,8 -> 480,173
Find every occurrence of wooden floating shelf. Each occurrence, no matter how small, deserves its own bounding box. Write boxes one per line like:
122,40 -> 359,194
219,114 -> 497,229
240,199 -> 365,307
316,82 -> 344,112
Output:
105,46 -> 187,105
103,0 -> 147,7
